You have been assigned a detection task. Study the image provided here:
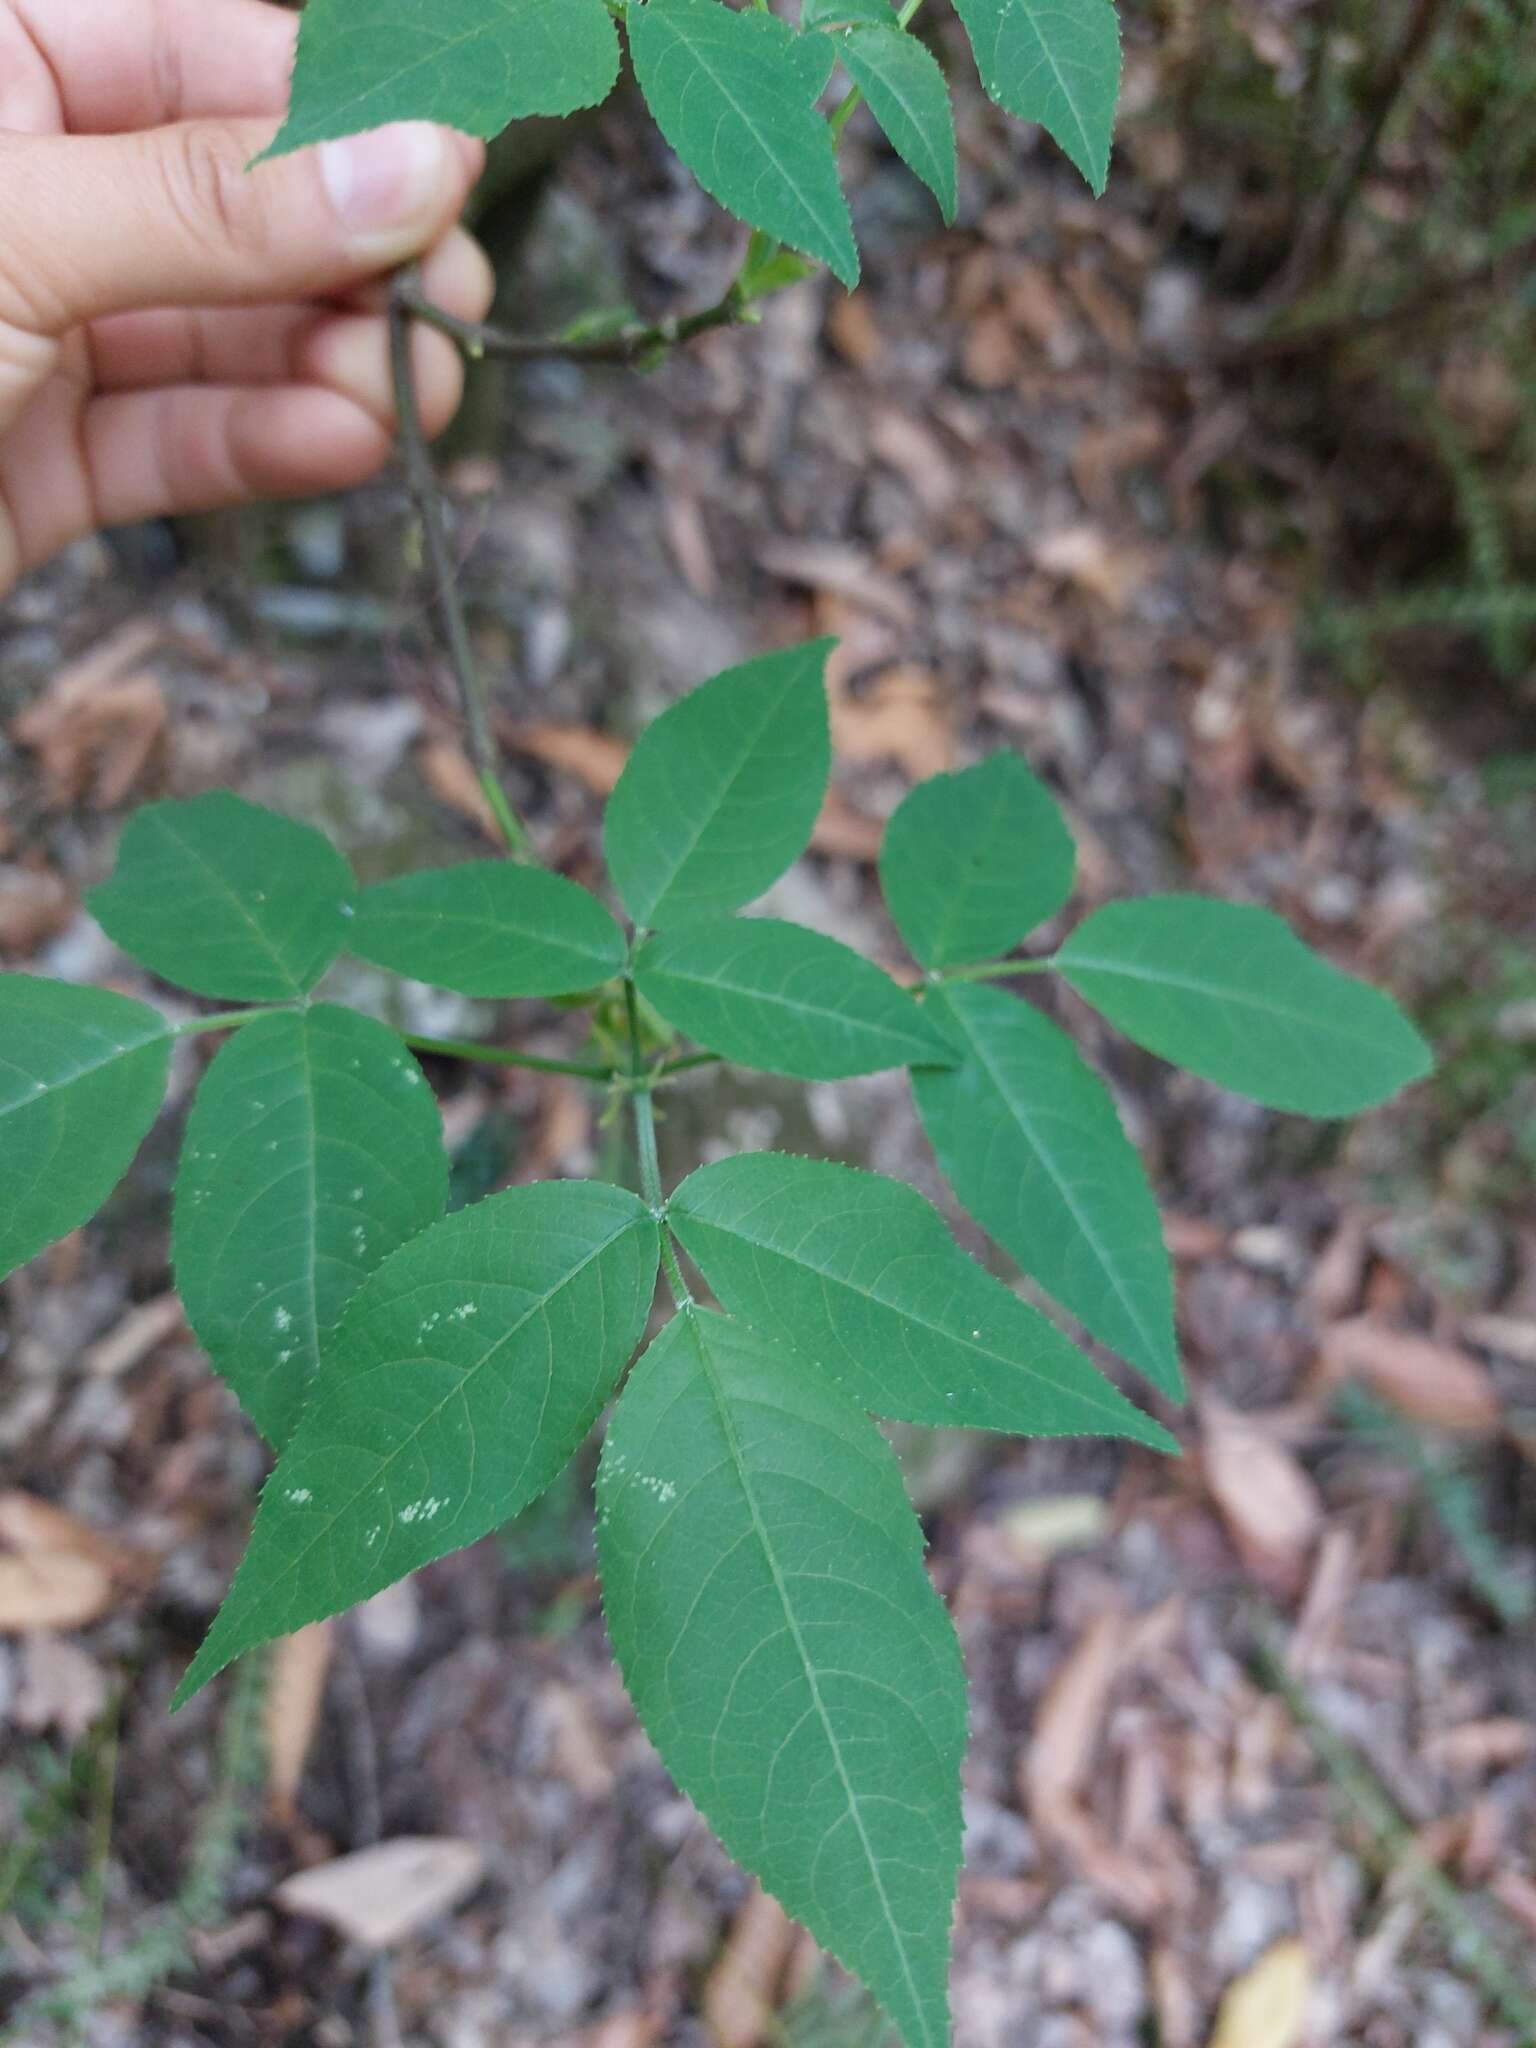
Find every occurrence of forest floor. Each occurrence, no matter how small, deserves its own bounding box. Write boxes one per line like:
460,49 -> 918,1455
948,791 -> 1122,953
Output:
2,23 -> 1535,2048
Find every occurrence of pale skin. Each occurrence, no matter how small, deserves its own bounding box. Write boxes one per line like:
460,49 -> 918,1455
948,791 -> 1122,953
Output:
0,0 -> 495,595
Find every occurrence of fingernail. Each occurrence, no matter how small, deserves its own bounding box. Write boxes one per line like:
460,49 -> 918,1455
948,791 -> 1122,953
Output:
320,122 -> 449,243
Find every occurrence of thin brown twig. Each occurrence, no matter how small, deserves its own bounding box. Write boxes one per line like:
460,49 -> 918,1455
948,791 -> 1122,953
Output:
387,270 -> 532,857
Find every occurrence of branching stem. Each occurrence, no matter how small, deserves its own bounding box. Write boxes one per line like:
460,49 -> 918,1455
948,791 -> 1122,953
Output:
397,272 -> 752,369
400,1032 -> 614,1081
174,1007 -> 289,1037
938,956 -> 1056,984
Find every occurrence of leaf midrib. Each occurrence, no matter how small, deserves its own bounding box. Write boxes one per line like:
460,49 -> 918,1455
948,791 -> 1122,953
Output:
638,668 -> 804,922
935,991 -> 1168,1370
199,1205 -> 650,1657
359,903 -> 616,964
675,1194 -> 1146,1429
0,1024 -> 167,1121
645,6 -> 843,265
1005,0 -> 1097,167
152,810 -> 308,993
685,1308 -> 931,2047
644,949 -> 935,1054
922,767 -> 1012,968
1060,947 -> 1390,1051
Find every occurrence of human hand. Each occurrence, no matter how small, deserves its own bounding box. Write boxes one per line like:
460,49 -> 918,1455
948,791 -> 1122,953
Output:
0,0 -> 493,594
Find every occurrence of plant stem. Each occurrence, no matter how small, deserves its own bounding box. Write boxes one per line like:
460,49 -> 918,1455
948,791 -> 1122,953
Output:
174,1006 -> 291,1036
938,956 -> 1056,984
400,1032 -> 614,1081
388,271 -> 533,860
397,271 -> 752,369
654,1050 -> 723,1082
625,976 -> 694,1305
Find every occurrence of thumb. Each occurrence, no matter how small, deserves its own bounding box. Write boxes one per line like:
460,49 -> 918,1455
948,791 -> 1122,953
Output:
0,118 -> 476,342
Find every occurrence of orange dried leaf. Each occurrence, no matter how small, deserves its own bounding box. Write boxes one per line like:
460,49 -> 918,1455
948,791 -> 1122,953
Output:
703,1885 -> 796,2048
265,1620 -> 335,1818
1200,1402 -> 1321,1595
1321,1317 -> 1501,1433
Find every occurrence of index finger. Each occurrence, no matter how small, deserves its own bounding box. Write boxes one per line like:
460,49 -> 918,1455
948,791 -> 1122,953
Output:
10,0 -> 297,131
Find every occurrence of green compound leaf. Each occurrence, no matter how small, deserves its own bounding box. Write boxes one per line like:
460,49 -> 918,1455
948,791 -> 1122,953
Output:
880,754 -> 1075,970
174,1009 -> 448,1452
951,0 -> 1121,194
669,1153 -> 1174,1449
88,794 -> 353,1002
0,976 -> 171,1282
264,0 -> 621,157
836,25 -> 957,222
347,862 -> 626,999
628,0 -> 860,289
1057,895 -> 1434,1117
605,641 -> 833,931
635,918 -> 952,1079
598,1308 -> 963,2048
176,1181 -> 659,1705
914,983 -> 1179,1399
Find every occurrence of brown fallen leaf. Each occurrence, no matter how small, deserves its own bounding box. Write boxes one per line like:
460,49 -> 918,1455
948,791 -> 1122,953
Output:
0,1490 -> 143,1582
1421,1718 -> 1533,1776
1163,1213 -> 1228,1260
1199,1399 -> 1321,1596
0,864 -> 73,955
660,489 -> 717,601
12,1633 -> 110,1739
538,1681 -> 615,1801
810,790 -> 883,863
0,1553 -> 113,1634
1206,1938 -> 1311,2048
1034,524 -> 1147,611
1319,1316 -> 1501,1433
417,739 -> 499,841
1062,260 -> 1138,354
12,623 -> 168,809
1071,414 -> 1167,511
829,663 -> 953,781
1024,1609 -> 1123,1811
273,1836 -> 485,1950
508,722 -> 631,797
868,407 -> 958,513
83,1291 -> 185,1379
757,539 -> 916,628
265,1621 -> 334,1820
703,1886 -> 796,2048
826,290 -> 884,370
960,309 -> 1023,390
1003,260 -> 1079,361
1287,1525 -> 1357,1674
1306,1211 -> 1373,1323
